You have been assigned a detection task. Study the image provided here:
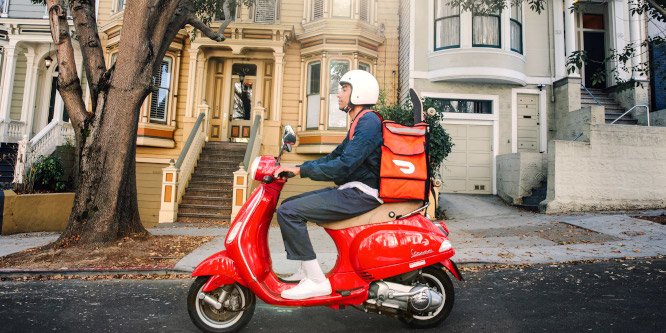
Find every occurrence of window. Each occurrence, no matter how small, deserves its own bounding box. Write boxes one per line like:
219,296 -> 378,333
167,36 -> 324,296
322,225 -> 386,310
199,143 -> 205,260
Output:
117,0 -> 125,12
328,60 -> 350,129
360,0 -> 370,22
510,3 -> 522,53
0,0 -> 8,16
434,0 -> 460,50
432,98 -> 492,114
306,61 -> 321,129
332,0 -> 352,18
254,0 -> 276,23
149,57 -> 172,123
110,52 -> 118,67
359,62 -> 371,73
473,8 -> 500,47
312,0 -> 324,20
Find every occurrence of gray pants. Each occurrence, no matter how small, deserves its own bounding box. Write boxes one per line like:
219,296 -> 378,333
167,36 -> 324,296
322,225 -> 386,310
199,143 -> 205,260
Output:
276,187 -> 381,261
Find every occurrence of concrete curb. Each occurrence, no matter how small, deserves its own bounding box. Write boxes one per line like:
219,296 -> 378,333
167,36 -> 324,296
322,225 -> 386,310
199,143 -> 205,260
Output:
0,267 -> 193,278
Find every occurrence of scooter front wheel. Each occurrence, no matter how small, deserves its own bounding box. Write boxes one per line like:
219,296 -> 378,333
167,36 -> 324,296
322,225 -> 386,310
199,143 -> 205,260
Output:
187,276 -> 256,333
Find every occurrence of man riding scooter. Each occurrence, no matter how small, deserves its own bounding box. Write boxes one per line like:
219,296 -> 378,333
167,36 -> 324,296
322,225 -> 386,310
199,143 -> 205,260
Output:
272,70 -> 383,300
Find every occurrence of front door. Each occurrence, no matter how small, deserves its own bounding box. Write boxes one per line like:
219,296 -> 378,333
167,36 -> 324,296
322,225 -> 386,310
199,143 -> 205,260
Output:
208,60 -> 226,141
228,77 -> 255,142
517,94 -> 540,153
578,12 -> 607,88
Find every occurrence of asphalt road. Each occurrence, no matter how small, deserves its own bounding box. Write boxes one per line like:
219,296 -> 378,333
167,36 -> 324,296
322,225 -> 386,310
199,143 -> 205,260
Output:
1,259 -> 664,332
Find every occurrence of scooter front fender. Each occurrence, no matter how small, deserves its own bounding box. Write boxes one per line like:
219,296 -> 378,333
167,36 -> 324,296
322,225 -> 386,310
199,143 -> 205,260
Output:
440,259 -> 464,281
192,250 -> 246,289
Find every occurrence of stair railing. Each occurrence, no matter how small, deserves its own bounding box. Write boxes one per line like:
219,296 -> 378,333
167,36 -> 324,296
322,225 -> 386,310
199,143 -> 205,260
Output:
581,83 -> 602,106
13,120 -> 74,184
158,104 -> 210,223
610,105 -> 649,126
231,106 -> 264,220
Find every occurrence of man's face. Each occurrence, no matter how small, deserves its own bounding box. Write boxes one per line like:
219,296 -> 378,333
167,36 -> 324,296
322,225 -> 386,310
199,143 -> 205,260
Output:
337,83 -> 352,110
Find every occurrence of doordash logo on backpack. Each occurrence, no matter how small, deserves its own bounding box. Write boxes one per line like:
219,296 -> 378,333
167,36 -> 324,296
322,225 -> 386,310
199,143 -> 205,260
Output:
392,160 -> 415,174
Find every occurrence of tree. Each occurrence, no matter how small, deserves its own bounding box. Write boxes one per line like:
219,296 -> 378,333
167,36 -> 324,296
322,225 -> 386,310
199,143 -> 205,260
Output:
40,0 -> 253,247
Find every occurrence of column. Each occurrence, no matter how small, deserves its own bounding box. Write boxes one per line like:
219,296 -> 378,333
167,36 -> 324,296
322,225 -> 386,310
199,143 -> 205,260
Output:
272,51 -> 285,122
553,0 -> 566,78
186,47 -> 201,118
564,0 -> 579,77
629,0 -> 643,79
158,160 -> 180,223
319,51 -> 326,131
20,47 -> 37,139
0,44 -> 18,122
193,53 -> 207,115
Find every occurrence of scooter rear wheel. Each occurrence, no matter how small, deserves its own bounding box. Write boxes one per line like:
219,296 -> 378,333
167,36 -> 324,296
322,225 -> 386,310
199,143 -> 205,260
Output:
187,276 -> 256,333
399,265 -> 455,329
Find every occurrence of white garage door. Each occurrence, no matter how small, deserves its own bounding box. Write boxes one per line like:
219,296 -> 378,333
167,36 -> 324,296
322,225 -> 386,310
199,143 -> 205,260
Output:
440,124 -> 493,194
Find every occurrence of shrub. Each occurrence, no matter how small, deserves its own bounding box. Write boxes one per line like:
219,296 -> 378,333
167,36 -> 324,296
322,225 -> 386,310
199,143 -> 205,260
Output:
32,156 -> 66,192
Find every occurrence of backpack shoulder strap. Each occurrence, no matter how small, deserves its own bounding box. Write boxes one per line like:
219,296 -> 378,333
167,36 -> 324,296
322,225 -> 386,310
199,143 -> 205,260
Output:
349,109 -> 382,139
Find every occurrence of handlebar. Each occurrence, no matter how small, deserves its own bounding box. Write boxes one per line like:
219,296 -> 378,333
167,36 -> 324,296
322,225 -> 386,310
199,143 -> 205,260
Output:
278,171 -> 296,179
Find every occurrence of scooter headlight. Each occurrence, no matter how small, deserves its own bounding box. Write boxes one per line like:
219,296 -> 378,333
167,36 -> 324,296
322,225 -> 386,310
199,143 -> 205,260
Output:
249,156 -> 261,181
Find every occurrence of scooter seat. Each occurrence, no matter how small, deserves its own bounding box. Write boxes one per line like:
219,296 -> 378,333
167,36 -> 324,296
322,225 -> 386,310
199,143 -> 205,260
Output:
323,201 -> 423,230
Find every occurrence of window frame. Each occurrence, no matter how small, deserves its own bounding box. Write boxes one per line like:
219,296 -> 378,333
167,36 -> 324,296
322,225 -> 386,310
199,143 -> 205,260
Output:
434,0 -> 461,51
510,3 -> 523,54
431,97 -> 494,115
326,58 -> 351,130
116,0 -> 125,12
148,56 -> 174,124
358,61 -> 371,73
306,60 -> 322,130
472,9 -> 501,48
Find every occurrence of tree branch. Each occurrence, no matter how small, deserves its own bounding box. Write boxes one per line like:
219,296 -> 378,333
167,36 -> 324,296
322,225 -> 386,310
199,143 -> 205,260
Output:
647,0 -> 666,19
187,13 -> 226,42
68,0 -> 107,113
217,0 -> 233,35
45,0 -> 88,129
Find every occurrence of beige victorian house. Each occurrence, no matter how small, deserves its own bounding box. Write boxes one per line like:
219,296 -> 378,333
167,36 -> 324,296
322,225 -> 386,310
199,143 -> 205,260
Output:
94,0 -> 400,226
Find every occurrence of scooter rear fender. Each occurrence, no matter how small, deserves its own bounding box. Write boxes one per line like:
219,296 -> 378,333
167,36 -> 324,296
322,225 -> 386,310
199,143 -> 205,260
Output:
191,250 -> 246,289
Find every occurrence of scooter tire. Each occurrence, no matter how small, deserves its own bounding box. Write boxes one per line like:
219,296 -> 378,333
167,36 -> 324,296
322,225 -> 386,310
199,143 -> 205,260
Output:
399,265 -> 455,329
187,276 -> 256,333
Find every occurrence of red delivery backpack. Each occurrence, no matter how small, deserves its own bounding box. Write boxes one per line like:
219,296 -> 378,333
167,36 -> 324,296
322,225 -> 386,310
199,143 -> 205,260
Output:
350,109 -> 432,203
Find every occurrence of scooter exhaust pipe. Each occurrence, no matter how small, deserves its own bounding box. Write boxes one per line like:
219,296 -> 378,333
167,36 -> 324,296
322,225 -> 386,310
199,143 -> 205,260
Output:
199,292 -> 222,310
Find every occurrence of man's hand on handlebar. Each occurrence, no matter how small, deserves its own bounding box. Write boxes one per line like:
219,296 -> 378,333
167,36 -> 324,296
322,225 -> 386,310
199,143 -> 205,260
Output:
273,165 -> 300,179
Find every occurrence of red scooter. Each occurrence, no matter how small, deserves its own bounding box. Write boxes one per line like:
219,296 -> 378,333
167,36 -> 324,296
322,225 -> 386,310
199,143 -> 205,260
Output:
187,126 -> 463,332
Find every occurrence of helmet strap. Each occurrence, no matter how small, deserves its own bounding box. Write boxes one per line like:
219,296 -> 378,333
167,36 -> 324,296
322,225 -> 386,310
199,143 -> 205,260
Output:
342,102 -> 354,113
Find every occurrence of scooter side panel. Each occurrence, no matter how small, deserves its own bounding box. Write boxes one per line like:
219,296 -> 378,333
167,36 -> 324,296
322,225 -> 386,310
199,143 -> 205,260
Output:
192,250 -> 245,287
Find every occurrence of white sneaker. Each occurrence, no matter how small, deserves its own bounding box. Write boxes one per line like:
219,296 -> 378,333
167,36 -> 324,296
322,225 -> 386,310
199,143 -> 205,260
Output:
281,278 -> 332,300
282,266 -> 305,282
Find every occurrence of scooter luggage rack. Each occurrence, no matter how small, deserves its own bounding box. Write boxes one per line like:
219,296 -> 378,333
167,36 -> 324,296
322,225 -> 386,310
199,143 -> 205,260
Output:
396,202 -> 429,219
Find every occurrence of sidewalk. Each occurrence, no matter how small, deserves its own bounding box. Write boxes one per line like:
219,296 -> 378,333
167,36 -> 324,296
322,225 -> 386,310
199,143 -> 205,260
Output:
1,194 -> 665,276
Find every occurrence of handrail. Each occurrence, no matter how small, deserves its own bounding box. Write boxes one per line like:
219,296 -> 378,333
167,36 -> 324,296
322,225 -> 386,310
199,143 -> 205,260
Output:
29,119 -> 59,144
610,105 -> 649,126
580,83 -> 602,106
243,114 -> 262,170
175,112 -> 205,168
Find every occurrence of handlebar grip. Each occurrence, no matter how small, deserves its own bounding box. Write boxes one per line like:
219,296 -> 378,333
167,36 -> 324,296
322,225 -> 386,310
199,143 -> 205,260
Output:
278,171 -> 296,178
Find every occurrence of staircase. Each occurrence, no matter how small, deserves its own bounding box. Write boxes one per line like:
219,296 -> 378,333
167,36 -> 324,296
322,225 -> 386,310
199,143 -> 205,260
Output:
581,88 -> 638,125
0,143 -> 18,188
519,180 -> 548,212
176,142 -> 247,223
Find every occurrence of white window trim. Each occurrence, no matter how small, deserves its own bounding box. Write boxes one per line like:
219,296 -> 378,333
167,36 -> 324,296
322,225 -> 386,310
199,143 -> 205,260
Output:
0,0 -> 8,18
149,56 -> 174,124
326,57 -> 351,130
305,59 -> 322,130
511,88 -> 547,154
422,91 -> 499,195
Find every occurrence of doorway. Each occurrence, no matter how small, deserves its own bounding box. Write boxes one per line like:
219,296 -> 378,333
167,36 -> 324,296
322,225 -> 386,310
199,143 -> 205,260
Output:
578,12 -> 607,89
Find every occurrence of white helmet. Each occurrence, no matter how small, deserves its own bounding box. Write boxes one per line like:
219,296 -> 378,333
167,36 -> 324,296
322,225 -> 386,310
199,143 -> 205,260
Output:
339,70 -> 379,112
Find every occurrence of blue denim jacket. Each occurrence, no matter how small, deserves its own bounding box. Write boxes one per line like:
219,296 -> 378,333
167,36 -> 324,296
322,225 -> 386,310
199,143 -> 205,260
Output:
299,110 -> 383,189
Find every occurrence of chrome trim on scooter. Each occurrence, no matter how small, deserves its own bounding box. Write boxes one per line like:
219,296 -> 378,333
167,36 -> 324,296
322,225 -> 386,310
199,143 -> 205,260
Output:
397,203 -> 429,219
236,186 -> 265,282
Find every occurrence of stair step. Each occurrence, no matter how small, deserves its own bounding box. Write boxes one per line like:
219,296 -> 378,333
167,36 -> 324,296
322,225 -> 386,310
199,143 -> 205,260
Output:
198,155 -> 246,163
176,208 -> 232,217
523,195 -> 546,207
606,119 -> 638,125
190,174 -> 234,182
183,188 -> 233,196
176,215 -> 231,224
186,182 -> 232,190
181,196 -> 232,205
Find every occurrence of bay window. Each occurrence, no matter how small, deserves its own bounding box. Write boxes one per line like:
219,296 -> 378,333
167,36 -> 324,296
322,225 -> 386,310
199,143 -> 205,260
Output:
306,61 -> 321,130
432,98 -> 492,114
328,60 -> 350,129
510,3 -> 522,53
434,0 -> 460,50
473,8 -> 500,47
359,62 -> 371,73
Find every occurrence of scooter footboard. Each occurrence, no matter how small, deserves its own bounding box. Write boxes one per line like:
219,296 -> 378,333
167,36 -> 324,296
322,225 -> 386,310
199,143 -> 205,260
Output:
192,250 -> 246,288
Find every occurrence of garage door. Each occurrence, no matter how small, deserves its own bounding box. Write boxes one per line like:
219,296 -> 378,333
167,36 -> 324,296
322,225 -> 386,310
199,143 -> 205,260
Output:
440,124 -> 493,194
